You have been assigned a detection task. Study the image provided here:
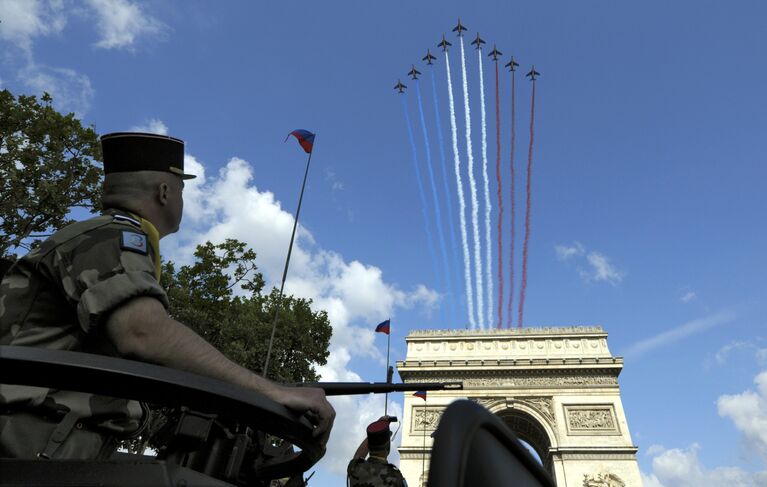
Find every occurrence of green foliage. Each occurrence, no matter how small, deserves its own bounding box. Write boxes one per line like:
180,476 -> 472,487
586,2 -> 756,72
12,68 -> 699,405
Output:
162,239 -> 331,383
125,239 -> 332,453
0,89 -> 103,256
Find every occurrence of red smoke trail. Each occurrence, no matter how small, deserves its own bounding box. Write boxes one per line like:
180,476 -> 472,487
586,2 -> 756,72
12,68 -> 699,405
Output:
517,81 -> 536,328
494,62 -> 504,329
507,71 -> 516,328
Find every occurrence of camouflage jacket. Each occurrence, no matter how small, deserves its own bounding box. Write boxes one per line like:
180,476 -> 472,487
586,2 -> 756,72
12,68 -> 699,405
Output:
0,209 -> 168,435
347,457 -> 407,487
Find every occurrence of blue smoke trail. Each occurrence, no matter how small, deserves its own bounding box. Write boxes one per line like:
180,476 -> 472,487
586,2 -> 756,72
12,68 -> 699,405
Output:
401,95 -> 441,305
431,69 -> 463,323
415,80 -> 453,324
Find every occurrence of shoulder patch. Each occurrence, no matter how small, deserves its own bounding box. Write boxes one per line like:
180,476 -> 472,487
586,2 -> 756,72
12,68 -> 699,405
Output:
121,231 -> 148,255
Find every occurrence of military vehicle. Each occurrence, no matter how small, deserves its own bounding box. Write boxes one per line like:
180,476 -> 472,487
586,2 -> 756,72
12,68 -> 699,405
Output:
0,345 -> 555,486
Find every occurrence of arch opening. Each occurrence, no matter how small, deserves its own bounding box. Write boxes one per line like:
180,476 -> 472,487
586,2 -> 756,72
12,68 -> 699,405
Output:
496,408 -> 556,482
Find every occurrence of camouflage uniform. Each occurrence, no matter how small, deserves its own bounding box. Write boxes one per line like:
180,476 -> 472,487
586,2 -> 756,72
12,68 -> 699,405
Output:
347,456 -> 407,487
0,209 -> 167,459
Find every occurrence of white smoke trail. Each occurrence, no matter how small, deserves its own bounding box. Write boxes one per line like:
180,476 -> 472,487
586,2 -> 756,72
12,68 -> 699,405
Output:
478,47 -> 493,329
460,37 -> 484,329
445,50 -> 475,328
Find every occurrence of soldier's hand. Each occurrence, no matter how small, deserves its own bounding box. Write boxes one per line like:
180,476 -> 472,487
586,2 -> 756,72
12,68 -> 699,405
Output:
271,385 -> 336,445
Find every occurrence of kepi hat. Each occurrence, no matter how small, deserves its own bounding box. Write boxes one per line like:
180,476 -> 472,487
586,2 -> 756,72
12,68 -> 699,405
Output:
366,420 -> 392,451
100,132 -> 196,179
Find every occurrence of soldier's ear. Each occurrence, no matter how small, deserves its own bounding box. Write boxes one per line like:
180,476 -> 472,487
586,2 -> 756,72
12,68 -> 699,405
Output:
157,182 -> 169,206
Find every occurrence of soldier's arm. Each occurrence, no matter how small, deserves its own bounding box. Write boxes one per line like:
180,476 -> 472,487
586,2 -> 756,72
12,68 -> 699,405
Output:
352,438 -> 369,459
105,295 -> 335,443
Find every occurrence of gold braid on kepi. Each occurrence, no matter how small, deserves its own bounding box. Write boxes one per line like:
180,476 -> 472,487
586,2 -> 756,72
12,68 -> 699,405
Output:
100,132 -> 196,179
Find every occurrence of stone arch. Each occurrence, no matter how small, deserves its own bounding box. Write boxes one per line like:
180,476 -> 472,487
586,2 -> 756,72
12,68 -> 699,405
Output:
497,406 -> 556,479
396,327 -> 643,487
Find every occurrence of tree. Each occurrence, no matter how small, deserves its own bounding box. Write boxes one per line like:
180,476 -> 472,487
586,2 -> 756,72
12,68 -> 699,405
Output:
162,239 -> 332,383
0,89 -> 102,257
126,239 -> 332,453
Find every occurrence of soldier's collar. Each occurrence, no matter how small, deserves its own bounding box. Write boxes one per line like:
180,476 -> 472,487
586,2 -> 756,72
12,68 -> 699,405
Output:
368,454 -> 389,462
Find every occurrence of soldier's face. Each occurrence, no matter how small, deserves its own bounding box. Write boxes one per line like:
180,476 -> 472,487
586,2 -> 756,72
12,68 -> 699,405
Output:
169,179 -> 184,232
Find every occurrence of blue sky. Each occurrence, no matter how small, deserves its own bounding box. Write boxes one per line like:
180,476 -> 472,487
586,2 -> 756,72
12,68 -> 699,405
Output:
2,1 -> 766,485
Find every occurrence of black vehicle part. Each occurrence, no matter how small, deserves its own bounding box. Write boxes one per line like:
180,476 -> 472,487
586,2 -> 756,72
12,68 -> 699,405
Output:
427,400 -> 556,487
294,381 -> 463,395
0,345 -> 324,486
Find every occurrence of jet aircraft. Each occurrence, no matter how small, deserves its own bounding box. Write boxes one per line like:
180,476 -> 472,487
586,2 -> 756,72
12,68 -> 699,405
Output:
526,66 -> 540,80
394,79 -> 407,93
408,65 -> 421,80
438,35 -> 452,52
452,19 -> 467,37
423,49 -> 437,65
506,56 -> 520,72
471,33 -> 485,50
488,44 -> 502,61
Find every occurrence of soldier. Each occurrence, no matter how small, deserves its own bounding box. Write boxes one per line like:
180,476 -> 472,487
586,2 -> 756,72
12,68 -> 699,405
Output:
0,132 -> 335,459
348,416 -> 407,487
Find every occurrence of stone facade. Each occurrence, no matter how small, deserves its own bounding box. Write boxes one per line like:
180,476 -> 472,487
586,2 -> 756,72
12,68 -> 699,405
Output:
396,327 -> 643,487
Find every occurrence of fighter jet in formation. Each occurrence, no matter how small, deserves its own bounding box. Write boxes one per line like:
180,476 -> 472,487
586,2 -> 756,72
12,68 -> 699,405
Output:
471,33 -> 486,50
438,35 -> 452,52
394,79 -> 407,93
453,19 -> 467,37
506,56 -> 519,72
526,66 -> 540,80
423,49 -> 437,65
488,44 -> 502,61
408,65 -> 421,80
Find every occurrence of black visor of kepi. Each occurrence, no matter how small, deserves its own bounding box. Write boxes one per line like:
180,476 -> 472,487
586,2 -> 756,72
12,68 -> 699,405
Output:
100,132 -> 196,179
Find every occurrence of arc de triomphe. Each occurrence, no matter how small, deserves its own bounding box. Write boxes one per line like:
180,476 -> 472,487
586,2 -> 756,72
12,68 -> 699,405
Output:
396,327 -> 643,487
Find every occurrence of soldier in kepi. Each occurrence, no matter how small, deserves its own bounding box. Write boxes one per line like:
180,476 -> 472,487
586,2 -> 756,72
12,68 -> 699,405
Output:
348,416 -> 407,487
0,132 -> 335,459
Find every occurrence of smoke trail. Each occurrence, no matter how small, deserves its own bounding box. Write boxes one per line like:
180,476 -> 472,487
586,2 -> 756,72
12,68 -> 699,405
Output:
401,95 -> 441,301
459,36 -> 484,328
445,51 -> 475,328
507,69 -> 517,328
478,48 -> 493,329
518,81 -> 536,328
415,80 -> 452,323
431,69 -> 463,322
494,61 -> 504,329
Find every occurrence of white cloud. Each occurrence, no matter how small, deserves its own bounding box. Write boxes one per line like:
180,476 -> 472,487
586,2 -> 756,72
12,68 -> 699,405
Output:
554,242 -> 584,261
715,340 -> 753,365
164,153 -> 438,475
680,291 -> 697,303
641,444 -> 767,487
0,0 -> 67,54
622,311 -> 736,359
129,118 -> 168,135
324,168 -> 344,192
18,63 -> 94,116
85,0 -> 165,50
717,370 -> 767,462
555,242 -> 623,285
585,251 -> 623,285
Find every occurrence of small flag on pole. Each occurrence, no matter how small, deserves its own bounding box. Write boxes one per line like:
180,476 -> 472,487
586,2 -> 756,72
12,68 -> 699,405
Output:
375,319 -> 391,335
413,390 -> 427,401
286,129 -> 315,153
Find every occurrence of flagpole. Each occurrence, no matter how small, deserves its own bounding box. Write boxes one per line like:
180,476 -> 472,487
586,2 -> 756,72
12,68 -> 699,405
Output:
263,136 -> 316,377
421,397 -> 427,486
384,317 -> 391,416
